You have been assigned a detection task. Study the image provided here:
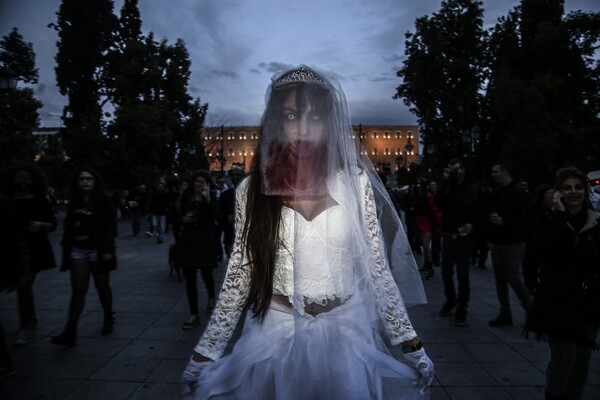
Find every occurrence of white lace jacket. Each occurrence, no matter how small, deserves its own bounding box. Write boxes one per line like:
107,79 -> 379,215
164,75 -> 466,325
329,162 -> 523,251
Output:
194,172 -> 417,360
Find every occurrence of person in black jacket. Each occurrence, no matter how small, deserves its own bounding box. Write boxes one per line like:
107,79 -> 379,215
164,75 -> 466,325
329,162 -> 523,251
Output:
177,171 -> 218,330
51,168 -> 117,347
0,165 -> 57,346
435,158 -> 482,326
486,163 -> 532,327
527,167 -> 600,400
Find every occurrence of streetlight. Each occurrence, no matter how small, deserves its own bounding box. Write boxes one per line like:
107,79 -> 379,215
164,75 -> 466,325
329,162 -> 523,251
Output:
0,67 -> 18,90
404,135 -> 414,168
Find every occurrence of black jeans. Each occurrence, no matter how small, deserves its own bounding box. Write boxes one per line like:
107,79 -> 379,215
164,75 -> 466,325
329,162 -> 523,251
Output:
182,267 -> 215,315
441,235 -> 473,310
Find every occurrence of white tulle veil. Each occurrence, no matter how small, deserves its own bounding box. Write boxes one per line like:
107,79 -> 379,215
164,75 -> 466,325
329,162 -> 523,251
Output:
259,65 -> 426,317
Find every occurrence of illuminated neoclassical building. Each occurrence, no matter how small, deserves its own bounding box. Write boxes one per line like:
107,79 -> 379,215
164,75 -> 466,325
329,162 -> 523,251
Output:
202,124 -> 419,173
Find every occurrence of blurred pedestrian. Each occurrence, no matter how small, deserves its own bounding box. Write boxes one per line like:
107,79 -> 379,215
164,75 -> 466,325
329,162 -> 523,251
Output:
127,184 -> 147,236
147,181 -> 169,243
413,177 -> 441,280
177,171 -> 218,330
218,167 -> 244,258
522,183 -> 554,294
485,163 -> 531,327
427,179 -> 442,267
436,158 -> 482,326
0,165 -> 57,346
0,195 -> 22,379
51,168 -> 117,347
526,167 -> 600,400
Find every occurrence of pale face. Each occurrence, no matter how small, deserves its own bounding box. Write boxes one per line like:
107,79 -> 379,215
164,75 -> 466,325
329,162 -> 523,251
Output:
78,171 -> 96,193
282,90 -> 325,154
194,176 -> 209,195
559,177 -> 586,209
490,165 -> 505,183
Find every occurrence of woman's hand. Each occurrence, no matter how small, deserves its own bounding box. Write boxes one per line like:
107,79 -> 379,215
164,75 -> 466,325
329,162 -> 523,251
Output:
404,348 -> 434,393
101,253 -> 114,262
182,353 -> 211,396
552,190 -> 566,212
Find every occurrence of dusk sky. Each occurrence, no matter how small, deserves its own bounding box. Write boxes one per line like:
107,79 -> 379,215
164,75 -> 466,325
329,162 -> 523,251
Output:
2,0 -> 599,127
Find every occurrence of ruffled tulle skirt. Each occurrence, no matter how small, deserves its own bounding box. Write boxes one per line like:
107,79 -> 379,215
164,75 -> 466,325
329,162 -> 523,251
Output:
189,297 -> 427,400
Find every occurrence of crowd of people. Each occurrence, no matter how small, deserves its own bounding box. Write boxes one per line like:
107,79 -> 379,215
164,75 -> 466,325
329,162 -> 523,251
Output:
0,66 -> 598,400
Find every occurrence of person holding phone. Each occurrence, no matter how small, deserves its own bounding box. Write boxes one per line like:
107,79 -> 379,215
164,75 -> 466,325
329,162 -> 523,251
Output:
527,167 -> 600,400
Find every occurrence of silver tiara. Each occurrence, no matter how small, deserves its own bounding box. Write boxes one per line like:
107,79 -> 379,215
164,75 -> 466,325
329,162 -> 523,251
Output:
273,67 -> 328,88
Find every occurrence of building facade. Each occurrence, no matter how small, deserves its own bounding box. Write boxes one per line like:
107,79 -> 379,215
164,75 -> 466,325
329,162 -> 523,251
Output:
202,124 -> 419,173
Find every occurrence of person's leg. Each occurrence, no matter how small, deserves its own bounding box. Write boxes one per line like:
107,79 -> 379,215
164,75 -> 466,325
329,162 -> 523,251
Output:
455,237 -> 473,325
52,259 -> 91,346
182,267 -> 199,316
565,325 -> 599,400
181,267 -> 200,329
0,321 -> 14,371
92,269 -> 113,334
16,272 -> 37,330
503,242 -> 531,311
431,233 -> 441,266
546,340 -> 577,398
131,208 -> 141,235
491,245 -> 511,316
420,231 -> 434,279
440,237 -> 457,314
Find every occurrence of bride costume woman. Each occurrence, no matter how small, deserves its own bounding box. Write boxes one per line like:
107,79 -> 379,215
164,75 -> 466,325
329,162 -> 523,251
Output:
182,66 -> 434,399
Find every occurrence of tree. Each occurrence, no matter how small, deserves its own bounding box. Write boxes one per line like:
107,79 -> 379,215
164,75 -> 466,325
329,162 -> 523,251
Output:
483,0 -> 600,185
0,28 -> 42,168
395,0 -> 486,172
50,0 -> 117,169
103,0 -> 208,189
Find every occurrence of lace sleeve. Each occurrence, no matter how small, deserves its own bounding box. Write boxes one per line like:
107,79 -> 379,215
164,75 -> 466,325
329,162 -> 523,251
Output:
363,176 -> 418,345
193,178 -> 252,360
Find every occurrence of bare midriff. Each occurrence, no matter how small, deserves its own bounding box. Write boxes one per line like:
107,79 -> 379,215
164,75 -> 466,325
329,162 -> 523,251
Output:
272,294 -> 345,316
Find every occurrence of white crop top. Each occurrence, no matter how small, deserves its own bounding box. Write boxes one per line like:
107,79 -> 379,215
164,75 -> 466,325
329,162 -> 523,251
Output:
274,205 -> 356,312
194,172 -> 417,360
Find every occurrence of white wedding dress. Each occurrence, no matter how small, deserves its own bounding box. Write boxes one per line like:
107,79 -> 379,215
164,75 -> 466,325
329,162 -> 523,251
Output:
188,173 -> 427,400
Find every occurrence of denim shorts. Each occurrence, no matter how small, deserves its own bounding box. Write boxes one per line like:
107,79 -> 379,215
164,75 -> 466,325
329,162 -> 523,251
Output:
71,247 -> 98,263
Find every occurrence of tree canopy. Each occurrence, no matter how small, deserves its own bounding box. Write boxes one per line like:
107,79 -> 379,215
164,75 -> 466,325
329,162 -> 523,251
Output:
396,0 -> 600,185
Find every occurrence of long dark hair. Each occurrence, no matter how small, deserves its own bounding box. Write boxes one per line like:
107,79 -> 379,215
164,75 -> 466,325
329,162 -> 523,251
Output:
0,164 -> 48,198
68,167 -> 105,208
182,170 -> 213,204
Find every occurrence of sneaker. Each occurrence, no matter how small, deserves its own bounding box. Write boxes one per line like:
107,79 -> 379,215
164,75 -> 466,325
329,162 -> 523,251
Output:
182,314 -> 200,330
0,366 -> 16,381
14,329 -> 28,347
207,298 -> 216,312
145,231 -> 154,237
455,308 -> 467,326
488,314 -> 513,327
439,301 -> 456,316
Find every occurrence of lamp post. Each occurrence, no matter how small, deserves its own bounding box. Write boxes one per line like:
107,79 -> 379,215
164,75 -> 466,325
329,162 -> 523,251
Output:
219,125 -> 225,172
404,135 -> 414,168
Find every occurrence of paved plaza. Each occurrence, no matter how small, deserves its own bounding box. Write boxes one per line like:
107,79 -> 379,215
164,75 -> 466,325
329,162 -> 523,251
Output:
1,214 -> 599,400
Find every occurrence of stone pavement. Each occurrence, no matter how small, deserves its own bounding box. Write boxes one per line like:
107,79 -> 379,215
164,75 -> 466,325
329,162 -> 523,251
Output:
1,214 -> 599,400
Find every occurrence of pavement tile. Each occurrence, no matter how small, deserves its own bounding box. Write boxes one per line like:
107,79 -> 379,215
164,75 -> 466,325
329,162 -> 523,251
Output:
1,214 -> 599,399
